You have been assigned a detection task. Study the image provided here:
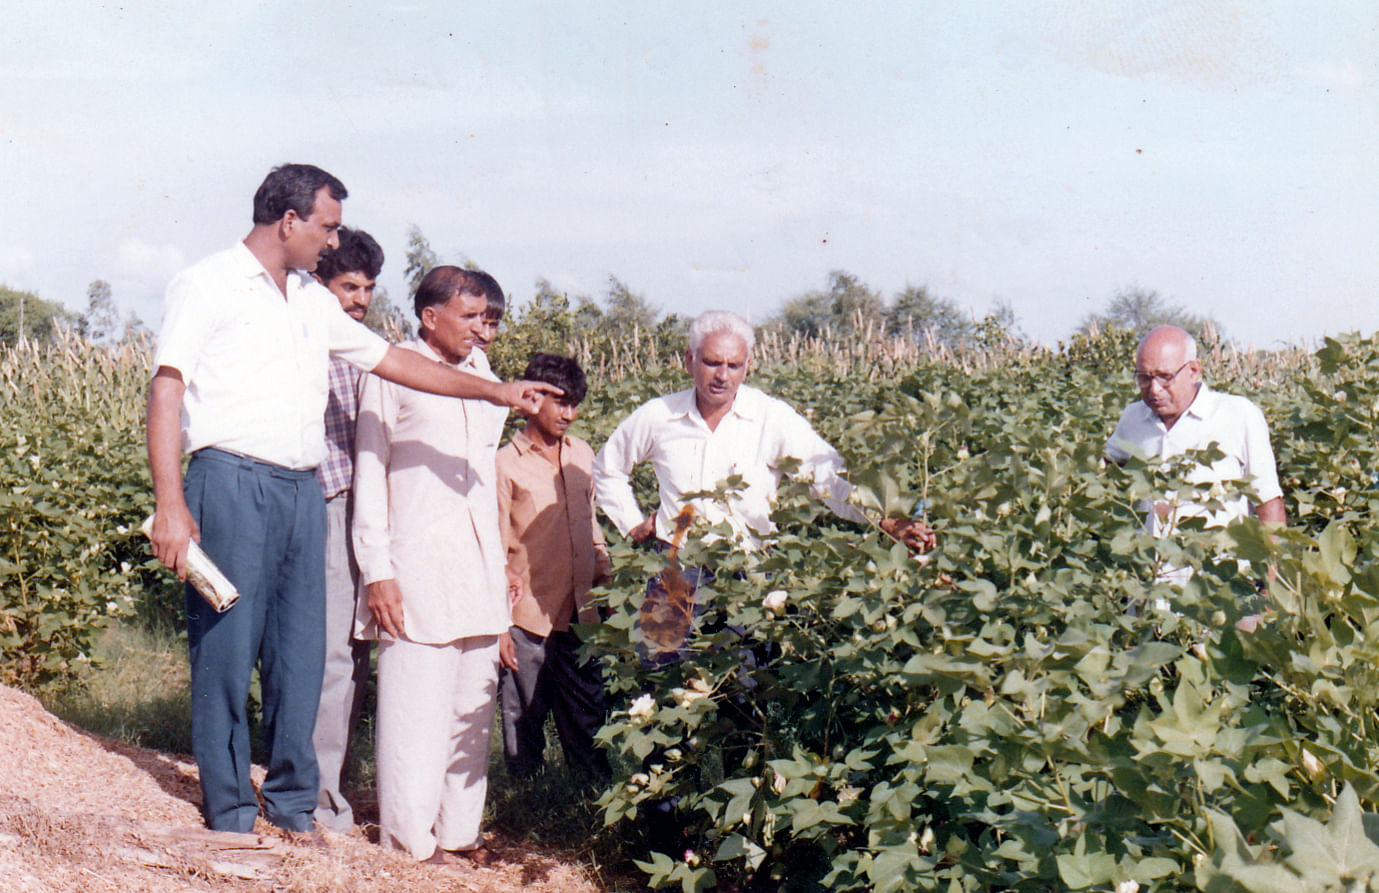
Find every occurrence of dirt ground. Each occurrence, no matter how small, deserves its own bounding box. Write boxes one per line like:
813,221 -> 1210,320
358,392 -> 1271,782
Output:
0,684 -> 604,892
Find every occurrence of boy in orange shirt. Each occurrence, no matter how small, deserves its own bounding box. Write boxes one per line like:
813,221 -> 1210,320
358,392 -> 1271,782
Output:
496,353 -> 612,780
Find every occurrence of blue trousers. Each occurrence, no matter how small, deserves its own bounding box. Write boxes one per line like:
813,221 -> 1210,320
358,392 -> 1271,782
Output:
183,448 -> 326,833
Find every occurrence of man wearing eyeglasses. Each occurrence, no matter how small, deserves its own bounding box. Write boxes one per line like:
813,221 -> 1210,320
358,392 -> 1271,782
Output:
1105,325 -> 1286,580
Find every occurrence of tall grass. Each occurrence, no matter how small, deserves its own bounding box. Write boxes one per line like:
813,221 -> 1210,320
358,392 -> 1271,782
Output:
0,326 -> 152,423
39,622 -> 193,754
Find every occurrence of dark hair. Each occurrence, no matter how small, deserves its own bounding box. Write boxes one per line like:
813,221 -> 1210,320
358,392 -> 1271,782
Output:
252,164 -> 347,225
414,265 -> 504,320
476,270 -> 506,320
314,227 -> 384,282
522,353 -> 587,405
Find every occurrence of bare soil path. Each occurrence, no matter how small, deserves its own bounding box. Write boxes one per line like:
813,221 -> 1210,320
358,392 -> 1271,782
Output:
0,685 -> 603,892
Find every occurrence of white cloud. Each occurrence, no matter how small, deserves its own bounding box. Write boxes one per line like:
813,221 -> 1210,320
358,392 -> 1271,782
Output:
117,239 -> 184,286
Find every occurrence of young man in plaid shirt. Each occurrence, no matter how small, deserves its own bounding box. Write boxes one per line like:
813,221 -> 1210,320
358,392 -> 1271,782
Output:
311,226 -> 385,833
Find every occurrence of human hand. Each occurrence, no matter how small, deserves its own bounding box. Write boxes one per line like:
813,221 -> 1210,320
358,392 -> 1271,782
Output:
629,517 -> 656,544
149,502 -> 200,580
499,631 -> 518,671
879,517 -> 936,553
505,567 -> 524,607
496,380 -> 563,414
367,579 -> 407,639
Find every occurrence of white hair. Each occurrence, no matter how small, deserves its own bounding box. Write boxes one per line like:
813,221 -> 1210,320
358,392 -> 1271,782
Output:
688,310 -> 755,357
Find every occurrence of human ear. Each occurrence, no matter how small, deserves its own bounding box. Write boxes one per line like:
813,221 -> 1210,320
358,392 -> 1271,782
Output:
280,209 -> 300,238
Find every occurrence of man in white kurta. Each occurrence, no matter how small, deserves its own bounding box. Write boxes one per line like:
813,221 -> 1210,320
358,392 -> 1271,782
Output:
351,266 -> 512,865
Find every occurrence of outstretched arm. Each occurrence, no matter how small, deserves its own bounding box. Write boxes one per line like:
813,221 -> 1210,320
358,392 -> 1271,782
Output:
370,345 -> 559,413
778,408 -> 937,553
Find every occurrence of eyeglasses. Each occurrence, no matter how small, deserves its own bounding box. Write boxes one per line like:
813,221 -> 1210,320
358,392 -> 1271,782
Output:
1133,361 -> 1192,390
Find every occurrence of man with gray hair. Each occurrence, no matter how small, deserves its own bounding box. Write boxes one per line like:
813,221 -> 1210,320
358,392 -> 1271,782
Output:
593,309 -> 933,550
593,309 -> 932,856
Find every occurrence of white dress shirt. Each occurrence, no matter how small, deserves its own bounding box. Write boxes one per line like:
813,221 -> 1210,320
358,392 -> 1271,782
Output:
351,338 -> 510,644
593,385 -> 863,547
1106,384 -> 1283,537
154,242 -> 389,470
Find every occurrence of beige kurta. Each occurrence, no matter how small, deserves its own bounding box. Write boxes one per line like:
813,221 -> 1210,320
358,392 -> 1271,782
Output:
351,338 -> 510,643
349,338 -> 510,860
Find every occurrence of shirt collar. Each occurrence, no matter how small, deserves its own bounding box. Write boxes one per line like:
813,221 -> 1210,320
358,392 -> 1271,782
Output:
664,384 -> 760,421
408,336 -> 477,370
1181,383 -> 1215,421
1140,382 -> 1214,427
231,241 -> 310,290
511,426 -> 568,458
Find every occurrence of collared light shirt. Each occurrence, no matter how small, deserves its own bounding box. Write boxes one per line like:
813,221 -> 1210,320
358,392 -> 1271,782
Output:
351,338 -> 510,644
497,428 -> 612,637
1105,384 -> 1284,536
154,243 -> 389,470
592,384 -> 864,548
316,356 -> 362,499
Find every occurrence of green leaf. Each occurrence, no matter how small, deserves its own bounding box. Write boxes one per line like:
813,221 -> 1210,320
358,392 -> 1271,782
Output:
923,746 -> 974,784
1277,784 -> 1379,884
866,842 -> 920,893
1055,851 -> 1117,888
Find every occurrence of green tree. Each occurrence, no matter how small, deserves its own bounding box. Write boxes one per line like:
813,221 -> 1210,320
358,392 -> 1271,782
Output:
774,270 -> 886,338
602,276 -> 659,338
0,285 -> 76,344
81,279 -> 121,343
975,298 -> 1025,349
361,285 -> 414,342
886,284 -> 974,347
1078,288 -> 1222,342
486,281 -> 582,378
573,295 -> 604,331
403,225 -> 440,299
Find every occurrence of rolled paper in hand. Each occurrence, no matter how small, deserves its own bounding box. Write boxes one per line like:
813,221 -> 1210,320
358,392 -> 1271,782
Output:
140,515 -> 241,613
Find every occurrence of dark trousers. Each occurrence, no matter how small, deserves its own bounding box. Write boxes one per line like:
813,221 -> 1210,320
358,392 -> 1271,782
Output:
183,448 -> 326,833
500,625 -> 610,781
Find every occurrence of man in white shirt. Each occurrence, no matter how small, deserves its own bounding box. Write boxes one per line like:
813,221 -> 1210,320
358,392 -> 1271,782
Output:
593,309 -> 934,551
593,309 -> 933,856
146,165 -> 553,836
1105,325 -> 1286,585
351,265 -> 516,868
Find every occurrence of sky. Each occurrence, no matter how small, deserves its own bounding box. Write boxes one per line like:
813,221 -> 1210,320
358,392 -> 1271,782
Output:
2,1 -> 1376,349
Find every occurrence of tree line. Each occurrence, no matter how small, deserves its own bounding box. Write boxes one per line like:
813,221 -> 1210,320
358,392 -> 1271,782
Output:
0,224 -> 1223,348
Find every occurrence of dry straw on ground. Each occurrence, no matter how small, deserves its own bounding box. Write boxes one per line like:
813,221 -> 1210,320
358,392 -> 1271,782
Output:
0,685 -> 600,892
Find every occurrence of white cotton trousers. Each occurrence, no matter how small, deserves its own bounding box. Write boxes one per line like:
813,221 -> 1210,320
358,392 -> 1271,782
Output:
375,634 -> 500,859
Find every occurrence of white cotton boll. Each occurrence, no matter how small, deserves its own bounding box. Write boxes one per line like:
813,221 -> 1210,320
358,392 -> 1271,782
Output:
629,694 -> 655,718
